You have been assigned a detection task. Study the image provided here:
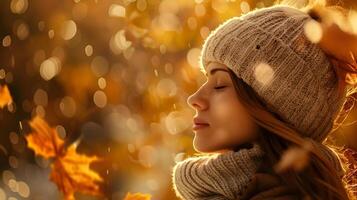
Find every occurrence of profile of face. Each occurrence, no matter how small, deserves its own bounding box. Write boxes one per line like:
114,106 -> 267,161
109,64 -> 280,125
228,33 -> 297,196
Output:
187,61 -> 259,153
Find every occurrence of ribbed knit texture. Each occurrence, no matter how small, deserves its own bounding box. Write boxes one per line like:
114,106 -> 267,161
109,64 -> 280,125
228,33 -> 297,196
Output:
196,5 -> 347,186
172,5 -> 348,200
172,143 -> 265,200
199,5 -> 348,143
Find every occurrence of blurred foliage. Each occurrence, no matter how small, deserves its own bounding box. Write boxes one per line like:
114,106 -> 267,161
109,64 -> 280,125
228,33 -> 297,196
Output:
0,0 -> 356,199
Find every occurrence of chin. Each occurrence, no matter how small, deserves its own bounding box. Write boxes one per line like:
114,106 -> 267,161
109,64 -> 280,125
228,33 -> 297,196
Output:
192,143 -> 206,153
193,140 -> 229,153
193,139 -> 211,153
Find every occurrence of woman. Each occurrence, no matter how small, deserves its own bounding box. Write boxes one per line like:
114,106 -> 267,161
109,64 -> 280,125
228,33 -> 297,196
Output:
172,2 -> 357,200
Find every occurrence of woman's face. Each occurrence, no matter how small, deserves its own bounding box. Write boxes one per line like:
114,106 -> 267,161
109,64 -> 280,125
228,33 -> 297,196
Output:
187,61 -> 259,153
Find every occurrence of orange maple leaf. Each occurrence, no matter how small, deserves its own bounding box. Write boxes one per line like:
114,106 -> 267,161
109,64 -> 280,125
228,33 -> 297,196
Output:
25,116 -> 65,159
123,192 -> 152,200
25,116 -> 104,200
0,84 -> 12,108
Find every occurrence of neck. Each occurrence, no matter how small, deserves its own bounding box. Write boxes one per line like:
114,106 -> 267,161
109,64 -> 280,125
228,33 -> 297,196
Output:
233,141 -> 255,152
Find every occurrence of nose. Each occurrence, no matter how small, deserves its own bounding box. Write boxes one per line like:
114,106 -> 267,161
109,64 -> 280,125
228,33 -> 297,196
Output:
187,89 -> 208,111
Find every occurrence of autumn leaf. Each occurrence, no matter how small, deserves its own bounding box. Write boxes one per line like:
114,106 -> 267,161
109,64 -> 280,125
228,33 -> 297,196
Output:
25,116 -> 65,159
305,5 -> 357,95
0,84 -> 12,108
49,142 -> 104,200
274,140 -> 313,173
123,192 -> 152,200
306,5 -> 357,65
25,116 -> 104,200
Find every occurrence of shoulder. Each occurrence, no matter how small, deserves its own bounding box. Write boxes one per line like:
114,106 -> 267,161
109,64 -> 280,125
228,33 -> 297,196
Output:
241,157 -> 303,200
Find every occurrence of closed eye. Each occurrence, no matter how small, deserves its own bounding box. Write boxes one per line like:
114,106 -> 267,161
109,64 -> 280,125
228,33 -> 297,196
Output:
214,86 -> 227,90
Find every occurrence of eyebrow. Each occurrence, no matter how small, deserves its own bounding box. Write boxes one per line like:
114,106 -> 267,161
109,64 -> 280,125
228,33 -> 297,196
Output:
204,68 -> 229,77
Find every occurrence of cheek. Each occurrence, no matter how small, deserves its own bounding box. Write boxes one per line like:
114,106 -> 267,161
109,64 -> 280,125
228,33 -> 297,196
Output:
211,92 -> 256,140
211,91 -> 244,124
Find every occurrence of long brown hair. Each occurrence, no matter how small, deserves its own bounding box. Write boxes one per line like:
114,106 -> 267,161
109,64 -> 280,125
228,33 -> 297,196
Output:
226,67 -> 350,200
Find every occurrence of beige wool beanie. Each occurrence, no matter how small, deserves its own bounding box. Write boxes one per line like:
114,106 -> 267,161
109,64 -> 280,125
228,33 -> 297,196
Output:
199,5 -> 349,176
200,4 -> 348,143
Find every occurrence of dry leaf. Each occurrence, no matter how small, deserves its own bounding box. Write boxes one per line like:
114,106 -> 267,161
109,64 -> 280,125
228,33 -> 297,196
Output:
274,145 -> 311,173
25,116 -> 65,159
50,142 -> 104,200
306,6 -> 357,90
25,116 -> 104,200
307,5 -> 357,63
0,85 -> 12,108
123,192 -> 152,200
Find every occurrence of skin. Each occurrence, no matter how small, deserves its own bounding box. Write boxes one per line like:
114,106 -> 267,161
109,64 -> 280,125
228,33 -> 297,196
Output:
187,61 -> 260,153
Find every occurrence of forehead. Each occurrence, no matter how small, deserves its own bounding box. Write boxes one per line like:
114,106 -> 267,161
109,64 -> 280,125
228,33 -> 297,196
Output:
207,62 -> 227,70
204,62 -> 229,77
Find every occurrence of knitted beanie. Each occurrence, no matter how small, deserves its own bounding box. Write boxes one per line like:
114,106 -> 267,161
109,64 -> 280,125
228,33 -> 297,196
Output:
198,4 -> 348,179
199,4 -> 348,143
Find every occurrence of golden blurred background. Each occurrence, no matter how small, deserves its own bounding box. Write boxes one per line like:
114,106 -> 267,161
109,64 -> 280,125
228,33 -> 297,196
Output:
0,0 -> 356,199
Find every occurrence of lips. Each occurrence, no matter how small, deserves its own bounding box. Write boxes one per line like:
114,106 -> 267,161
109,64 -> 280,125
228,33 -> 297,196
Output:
193,117 -> 209,125
193,117 -> 209,130
193,124 -> 209,130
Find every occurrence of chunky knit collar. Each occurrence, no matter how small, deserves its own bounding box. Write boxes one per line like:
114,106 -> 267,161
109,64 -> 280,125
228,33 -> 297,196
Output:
172,142 -> 265,200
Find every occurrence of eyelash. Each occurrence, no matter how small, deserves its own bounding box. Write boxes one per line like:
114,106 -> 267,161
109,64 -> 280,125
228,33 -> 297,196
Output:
214,86 -> 227,90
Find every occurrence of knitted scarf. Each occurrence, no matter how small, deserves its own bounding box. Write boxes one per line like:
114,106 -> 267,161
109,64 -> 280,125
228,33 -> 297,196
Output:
172,142 -> 266,200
